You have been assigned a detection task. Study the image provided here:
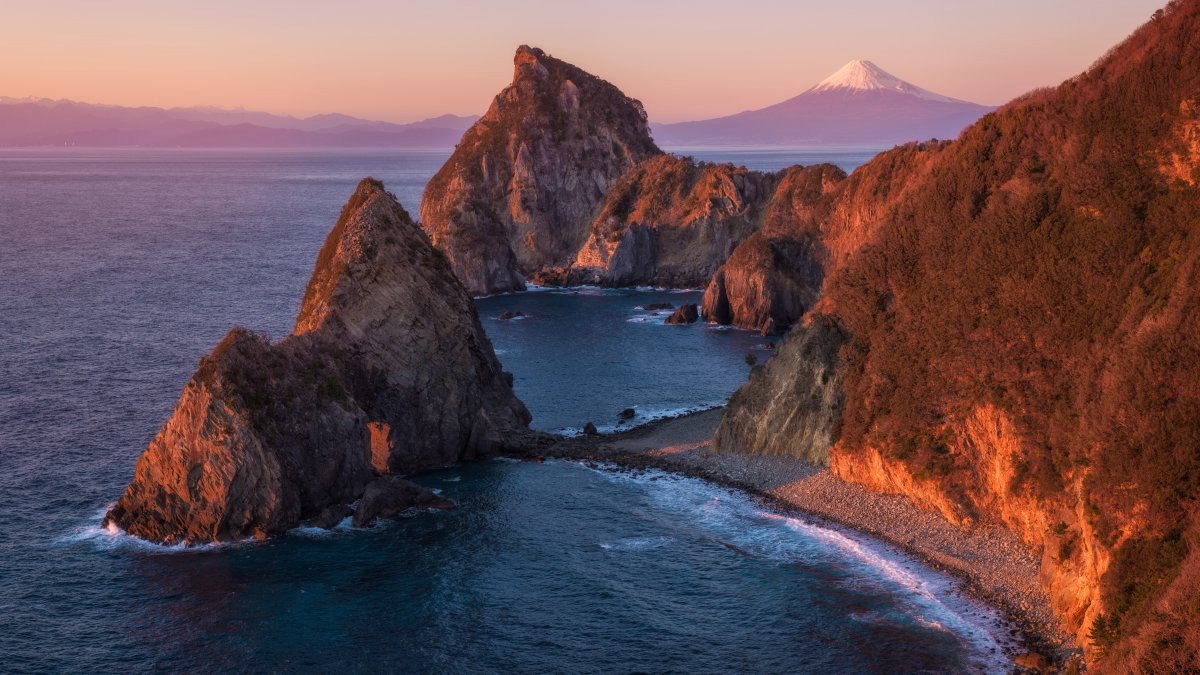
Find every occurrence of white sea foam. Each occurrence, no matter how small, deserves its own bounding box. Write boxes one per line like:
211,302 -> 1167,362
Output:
599,536 -> 674,552
289,524 -> 339,539
626,310 -> 680,324
554,401 -> 724,436
631,285 -> 703,293
577,463 -> 1019,673
57,506 -> 248,553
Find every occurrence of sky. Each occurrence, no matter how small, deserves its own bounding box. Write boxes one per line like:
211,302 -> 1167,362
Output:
0,0 -> 1169,123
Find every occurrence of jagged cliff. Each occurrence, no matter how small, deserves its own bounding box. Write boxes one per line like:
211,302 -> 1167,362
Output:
700,163 -> 845,332
534,155 -> 777,287
700,145 -> 949,332
419,46 -> 661,295
104,179 -> 531,544
716,2 -> 1200,669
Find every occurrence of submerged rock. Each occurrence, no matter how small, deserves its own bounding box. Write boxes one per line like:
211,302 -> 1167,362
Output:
352,476 -> 455,528
665,303 -> 699,324
643,302 -> 673,310
498,310 -> 525,320
618,408 -> 636,420
104,178 -> 530,545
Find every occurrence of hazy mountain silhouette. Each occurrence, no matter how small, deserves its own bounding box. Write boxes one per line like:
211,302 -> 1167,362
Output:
653,60 -> 994,147
0,97 -> 478,148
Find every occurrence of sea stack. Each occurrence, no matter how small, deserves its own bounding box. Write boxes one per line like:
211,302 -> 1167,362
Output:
561,155 -> 779,288
700,145 -> 945,333
104,179 -> 531,544
420,45 -> 661,295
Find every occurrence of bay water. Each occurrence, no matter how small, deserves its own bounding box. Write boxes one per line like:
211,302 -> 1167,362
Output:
0,147 -> 1014,673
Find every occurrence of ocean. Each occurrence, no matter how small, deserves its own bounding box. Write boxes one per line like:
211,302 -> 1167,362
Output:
0,147 -> 1013,673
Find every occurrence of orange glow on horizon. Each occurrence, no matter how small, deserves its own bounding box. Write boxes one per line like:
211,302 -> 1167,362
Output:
0,0 -> 1167,123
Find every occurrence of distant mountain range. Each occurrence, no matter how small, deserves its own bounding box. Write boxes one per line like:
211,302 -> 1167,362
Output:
652,60 -> 995,147
0,97 -> 478,148
2,61 -> 991,149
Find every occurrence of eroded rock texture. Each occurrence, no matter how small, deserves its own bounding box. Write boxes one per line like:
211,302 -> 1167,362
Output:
714,3 -> 1200,667
419,46 -> 661,295
105,179 -> 530,544
562,155 -> 778,287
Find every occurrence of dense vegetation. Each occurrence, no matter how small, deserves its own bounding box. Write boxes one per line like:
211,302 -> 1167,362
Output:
815,2 -> 1200,667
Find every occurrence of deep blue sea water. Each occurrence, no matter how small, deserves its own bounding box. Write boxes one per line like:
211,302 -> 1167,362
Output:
0,148 -> 1015,673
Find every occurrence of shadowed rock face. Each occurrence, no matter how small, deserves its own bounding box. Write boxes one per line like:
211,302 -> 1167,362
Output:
664,303 -> 699,325
714,315 -> 845,464
701,164 -> 845,332
420,45 -> 661,295
557,155 -> 778,288
104,179 -> 531,544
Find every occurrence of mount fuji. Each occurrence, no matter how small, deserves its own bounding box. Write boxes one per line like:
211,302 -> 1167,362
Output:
652,60 -> 994,147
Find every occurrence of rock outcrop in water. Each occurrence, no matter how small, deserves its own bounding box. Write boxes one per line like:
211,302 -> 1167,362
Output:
716,3 -> 1200,668
104,178 -> 531,544
664,303 -> 699,325
419,46 -> 661,295
539,155 -> 778,288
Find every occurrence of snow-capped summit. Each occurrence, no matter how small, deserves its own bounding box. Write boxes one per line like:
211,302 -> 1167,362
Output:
652,58 -> 993,147
807,60 -> 964,103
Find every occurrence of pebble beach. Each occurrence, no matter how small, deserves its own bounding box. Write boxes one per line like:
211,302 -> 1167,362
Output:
531,408 -> 1079,668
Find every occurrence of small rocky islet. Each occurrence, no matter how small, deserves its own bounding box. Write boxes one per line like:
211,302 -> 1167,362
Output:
103,179 -> 532,543
107,6 -> 1200,669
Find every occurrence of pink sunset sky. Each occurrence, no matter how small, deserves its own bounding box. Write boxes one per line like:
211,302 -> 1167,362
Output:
0,0 -> 1167,123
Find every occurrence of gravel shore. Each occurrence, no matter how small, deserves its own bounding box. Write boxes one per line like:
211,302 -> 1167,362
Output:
526,407 -> 1078,668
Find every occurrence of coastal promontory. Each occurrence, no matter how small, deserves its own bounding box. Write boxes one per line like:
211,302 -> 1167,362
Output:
104,178 -> 531,544
715,3 -> 1200,668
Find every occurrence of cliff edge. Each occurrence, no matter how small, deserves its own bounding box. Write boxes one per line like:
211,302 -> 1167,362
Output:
715,2 -> 1200,668
420,46 -> 661,295
104,179 -> 531,544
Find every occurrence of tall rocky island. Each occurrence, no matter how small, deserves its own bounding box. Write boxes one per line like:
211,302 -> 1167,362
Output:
419,46 -> 661,295
105,179 -> 531,544
717,3 -> 1200,670
420,45 -> 812,299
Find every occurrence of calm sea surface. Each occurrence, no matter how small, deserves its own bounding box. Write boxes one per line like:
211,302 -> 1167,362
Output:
0,148 -> 1013,673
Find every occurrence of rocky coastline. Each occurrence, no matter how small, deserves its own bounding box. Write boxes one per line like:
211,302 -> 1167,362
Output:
418,45 -> 838,330
519,408 -> 1079,671
104,178 -> 532,544
103,6 -> 1200,666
